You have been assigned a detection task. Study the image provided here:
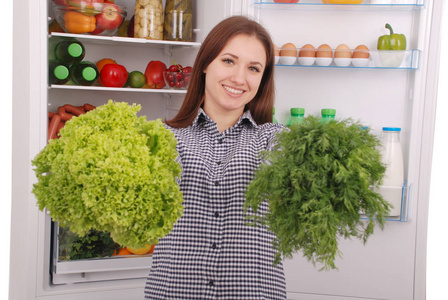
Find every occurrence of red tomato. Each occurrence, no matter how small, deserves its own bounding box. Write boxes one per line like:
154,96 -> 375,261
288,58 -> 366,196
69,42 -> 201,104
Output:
145,60 -> 167,89
100,63 -> 128,87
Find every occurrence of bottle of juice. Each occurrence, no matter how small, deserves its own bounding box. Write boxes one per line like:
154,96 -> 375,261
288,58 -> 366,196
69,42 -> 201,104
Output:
51,38 -> 85,64
49,61 -> 70,85
287,108 -> 304,127
321,108 -> 336,122
379,127 -> 404,216
69,61 -> 99,86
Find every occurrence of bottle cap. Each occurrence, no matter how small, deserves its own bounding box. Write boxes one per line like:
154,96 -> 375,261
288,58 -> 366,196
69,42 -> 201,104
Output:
321,108 -> 336,116
82,67 -> 97,81
54,65 -> 69,80
291,108 -> 305,116
382,127 -> 401,132
68,43 -> 83,58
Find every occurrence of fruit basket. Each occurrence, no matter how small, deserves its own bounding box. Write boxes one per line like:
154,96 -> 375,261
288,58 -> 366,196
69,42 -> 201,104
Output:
51,0 -> 127,36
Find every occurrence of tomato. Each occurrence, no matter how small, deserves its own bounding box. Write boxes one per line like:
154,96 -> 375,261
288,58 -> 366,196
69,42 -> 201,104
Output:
100,63 -> 128,87
145,60 -> 167,89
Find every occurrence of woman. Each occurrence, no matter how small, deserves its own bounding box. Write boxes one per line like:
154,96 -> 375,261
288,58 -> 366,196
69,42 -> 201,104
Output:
145,15 -> 286,299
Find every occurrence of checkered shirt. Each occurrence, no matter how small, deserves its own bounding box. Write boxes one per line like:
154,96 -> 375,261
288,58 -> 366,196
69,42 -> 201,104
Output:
144,108 -> 287,299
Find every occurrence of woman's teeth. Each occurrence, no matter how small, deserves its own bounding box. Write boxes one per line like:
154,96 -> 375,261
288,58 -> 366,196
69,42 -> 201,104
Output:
223,85 -> 244,95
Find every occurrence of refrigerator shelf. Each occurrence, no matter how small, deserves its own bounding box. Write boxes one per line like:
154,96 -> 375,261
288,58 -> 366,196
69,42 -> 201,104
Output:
49,32 -> 202,49
361,183 -> 412,222
275,49 -> 420,70
253,0 -> 425,10
49,84 -> 188,94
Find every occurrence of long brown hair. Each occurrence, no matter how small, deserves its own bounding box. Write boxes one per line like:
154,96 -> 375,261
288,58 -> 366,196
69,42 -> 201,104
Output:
165,15 -> 276,128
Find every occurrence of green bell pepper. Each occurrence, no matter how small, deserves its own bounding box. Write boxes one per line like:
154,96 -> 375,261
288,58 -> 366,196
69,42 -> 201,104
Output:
377,23 -> 406,51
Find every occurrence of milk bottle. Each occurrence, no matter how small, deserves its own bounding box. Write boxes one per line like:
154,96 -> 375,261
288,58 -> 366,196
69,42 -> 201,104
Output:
379,127 -> 404,216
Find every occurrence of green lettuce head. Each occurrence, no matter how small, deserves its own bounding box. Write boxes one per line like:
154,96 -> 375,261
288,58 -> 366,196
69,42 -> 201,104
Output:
32,100 -> 183,248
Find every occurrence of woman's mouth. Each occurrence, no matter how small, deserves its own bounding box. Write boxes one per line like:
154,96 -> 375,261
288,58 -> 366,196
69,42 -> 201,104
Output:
223,85 -> 244,95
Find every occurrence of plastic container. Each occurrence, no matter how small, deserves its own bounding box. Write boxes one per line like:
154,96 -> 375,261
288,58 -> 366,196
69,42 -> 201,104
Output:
69,61 -> 99,86
51,39 -> 85,65
164,0 -> 193,42
379,127 -> 404,216
134,0 -> 164,40
287,108 -> 305,127
321,108 -> 336,122
49,61 -> 70,85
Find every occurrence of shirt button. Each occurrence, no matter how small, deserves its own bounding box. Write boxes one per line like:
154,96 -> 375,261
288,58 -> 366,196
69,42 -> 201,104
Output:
214,212 -> 220,218
214,181 -> 219,186
218,139 -> 223,144
212,243 -> 217,249
208,280 -> 214,286
216,161 -> 221,165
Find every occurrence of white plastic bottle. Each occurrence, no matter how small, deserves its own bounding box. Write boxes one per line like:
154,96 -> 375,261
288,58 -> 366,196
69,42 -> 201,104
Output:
379,127 -> 404,216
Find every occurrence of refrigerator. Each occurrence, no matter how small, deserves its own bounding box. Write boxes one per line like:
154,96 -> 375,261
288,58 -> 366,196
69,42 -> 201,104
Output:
10,0 -> 444,299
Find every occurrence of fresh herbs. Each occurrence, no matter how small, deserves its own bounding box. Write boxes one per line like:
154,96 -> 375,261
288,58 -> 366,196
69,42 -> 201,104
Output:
244,116 -> 390,270
58,227 -> 119,261
32,100 -> 183,249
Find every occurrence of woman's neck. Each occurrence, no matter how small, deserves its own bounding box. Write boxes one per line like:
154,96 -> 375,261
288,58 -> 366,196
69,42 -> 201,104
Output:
203,105 -> 244,133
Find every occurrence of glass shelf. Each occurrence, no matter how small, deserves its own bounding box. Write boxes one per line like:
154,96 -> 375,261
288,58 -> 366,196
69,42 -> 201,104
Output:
275,49 -> 420,70
361,183 -> 412,222
49,84 -> 188,94
252,0 -> 425,11
49,32 -> 201,49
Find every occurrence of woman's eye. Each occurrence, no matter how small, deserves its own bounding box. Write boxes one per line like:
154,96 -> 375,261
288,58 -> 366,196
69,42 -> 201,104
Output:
249,66 -> 261,73
223,58 -> 234,65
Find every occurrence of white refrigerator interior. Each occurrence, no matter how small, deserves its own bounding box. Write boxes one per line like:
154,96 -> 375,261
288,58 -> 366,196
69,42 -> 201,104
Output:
10,0 -> 443,299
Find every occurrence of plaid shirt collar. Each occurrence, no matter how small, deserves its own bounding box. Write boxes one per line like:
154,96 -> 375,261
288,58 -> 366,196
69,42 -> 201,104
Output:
192,108 -> 258,129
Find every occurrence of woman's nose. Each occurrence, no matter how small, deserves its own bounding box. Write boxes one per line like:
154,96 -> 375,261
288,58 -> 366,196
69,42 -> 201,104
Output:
230,67 -> 245,84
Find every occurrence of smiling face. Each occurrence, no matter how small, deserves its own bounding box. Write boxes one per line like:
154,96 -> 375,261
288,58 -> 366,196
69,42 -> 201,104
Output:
202,34 -> 267,120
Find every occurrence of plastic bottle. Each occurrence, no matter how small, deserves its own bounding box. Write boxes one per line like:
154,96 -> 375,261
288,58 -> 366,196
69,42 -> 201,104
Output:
69,61 -> 99,86
272,107 -> 278,124
51,39 -> 85,64
321,108 -> 336,122
379,127 -> 404,216
49,61 -> 70,85
287,108 -> 305,127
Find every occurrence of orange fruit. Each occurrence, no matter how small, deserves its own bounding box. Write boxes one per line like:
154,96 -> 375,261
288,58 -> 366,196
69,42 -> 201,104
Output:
113,247 -> 132,256
96,58 -> 117,85
126,244 -> 155,255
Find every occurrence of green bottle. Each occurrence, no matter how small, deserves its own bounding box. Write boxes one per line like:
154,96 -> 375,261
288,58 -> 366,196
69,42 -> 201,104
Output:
273,107 -> 278,124
52,39 -> 86,65
287,108 -> 305,127
321,108 -> 336,123
49,61 -> 70,85
69,61 -> 99,86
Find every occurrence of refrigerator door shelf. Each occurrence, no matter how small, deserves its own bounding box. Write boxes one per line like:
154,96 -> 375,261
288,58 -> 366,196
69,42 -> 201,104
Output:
276,49 -> 420,69
361,182 -> 412,222
253,0 -> 425,10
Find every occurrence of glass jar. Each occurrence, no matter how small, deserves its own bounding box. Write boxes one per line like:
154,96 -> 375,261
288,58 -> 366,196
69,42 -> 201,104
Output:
164,0 -> 193,42
134,0 -> 164,40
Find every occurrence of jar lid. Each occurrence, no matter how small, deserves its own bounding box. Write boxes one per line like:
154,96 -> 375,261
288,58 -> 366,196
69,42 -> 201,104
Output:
291,108 -> 305,115
382,127 -> 401,132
